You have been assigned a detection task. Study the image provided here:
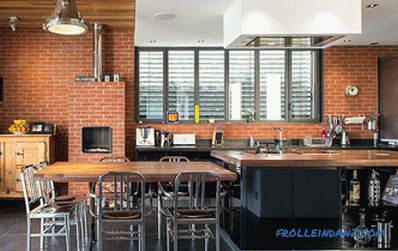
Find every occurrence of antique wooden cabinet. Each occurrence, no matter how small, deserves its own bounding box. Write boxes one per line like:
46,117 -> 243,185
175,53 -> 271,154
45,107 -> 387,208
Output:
0,134 -> 54,198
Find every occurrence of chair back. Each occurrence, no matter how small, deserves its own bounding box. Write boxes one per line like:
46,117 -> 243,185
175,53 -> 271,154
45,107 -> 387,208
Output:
34,161 -> 55,204
159,156 -> 190,163
100,157 -> 131,163
20,165 -> 44,215
174,171 -> 221,216
97,172 -> 145,221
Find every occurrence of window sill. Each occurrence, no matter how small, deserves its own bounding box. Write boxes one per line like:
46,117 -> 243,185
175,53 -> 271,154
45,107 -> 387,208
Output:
136,119 -> 322,125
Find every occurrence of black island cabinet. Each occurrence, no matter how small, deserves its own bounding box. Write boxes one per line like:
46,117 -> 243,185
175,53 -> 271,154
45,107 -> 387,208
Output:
212,150 -> 398,250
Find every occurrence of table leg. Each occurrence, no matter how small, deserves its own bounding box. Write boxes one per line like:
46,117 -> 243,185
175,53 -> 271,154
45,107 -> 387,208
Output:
89,182 -> 96,250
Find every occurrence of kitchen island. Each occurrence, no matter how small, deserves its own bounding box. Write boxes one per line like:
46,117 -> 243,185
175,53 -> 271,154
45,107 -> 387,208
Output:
211,150 -> 398,250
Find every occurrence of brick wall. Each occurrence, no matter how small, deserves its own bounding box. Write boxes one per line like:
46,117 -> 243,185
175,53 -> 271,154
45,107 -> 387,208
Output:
0,28 -> 398,157
67,81 -> 126,194
0,28 -> 135,161
68,81 -> 126,161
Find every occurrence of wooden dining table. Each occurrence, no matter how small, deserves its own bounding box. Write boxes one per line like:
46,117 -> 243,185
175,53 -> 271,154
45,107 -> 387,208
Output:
33,161 -> 237,182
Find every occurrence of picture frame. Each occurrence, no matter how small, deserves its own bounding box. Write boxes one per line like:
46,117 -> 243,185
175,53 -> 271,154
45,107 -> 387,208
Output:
29,122 -> 56,134
29,122 -> 45,133
167,112 -> 179,123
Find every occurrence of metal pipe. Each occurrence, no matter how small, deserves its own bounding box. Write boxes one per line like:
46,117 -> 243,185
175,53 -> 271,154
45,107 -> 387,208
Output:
93,23 -> 103,81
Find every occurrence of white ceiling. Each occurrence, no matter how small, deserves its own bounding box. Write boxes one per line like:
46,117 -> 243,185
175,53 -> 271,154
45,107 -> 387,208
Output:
135,0 -> 398,47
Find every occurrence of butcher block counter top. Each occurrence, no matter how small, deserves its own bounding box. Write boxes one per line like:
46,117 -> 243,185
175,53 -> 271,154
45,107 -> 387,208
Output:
211,149 -> 398,168
34,161 -> 237,182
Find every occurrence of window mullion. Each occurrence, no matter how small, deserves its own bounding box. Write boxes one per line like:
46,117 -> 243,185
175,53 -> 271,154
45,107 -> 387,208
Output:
314,50 -> 321,121
255,50 -> 260,121
163,49 -> 169,121
286,50 -> 292,122
225,50 -> 230,121
194,50 -> 199,106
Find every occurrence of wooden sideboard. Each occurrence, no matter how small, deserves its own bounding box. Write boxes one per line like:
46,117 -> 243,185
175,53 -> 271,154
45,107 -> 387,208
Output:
0,134 -> 55,198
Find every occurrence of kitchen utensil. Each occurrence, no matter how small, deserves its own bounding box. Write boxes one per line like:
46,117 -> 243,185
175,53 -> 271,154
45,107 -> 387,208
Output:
248,136 -> 255,147
326,115 -> 333,136
160,131 -> 170,148
373,132 -> 378,147
344,116 -> 366,125
371,211 -> 394,247
341,131 -> 350,146
376,220 -> 393,245
136,127 -> 155,146
173,134 -> 196,146
334,117 -> 344,135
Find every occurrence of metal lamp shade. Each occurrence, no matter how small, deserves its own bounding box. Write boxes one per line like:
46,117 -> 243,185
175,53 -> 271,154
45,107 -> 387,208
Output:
43,0 -> 88,35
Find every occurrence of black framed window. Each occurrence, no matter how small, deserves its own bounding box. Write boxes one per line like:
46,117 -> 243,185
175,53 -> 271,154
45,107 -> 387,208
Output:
259,50 -> 286,120
228,51 -> 255,120
138,50 -> 164,120
136,47 -> 322,123
290,50 -> 319,120
168,50 -> 195,120
198,50 -> 225,119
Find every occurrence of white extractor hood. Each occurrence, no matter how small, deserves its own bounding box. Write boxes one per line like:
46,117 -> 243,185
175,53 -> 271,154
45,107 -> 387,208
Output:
224,0 -> 362,48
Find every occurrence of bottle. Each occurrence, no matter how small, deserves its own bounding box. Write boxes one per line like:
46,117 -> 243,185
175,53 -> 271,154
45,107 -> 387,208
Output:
194,105 -> 200,124
373,132 -> 378,147
248,136 -> 255,147
354,209 -> 371,246
368,170 -> 381,206
349,170 -> 361,206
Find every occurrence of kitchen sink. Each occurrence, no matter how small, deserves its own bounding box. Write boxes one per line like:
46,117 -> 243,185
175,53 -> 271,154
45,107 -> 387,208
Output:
244,149 -> 340,156
244,150 -> 300,156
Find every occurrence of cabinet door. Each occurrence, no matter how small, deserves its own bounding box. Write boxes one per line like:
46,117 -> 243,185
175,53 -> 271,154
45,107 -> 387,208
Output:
15,142 -> 46,165
292,168 -> 340,218
14,142 -> 46,193
0,143 -> 5,191
245,168 -> 292,217
3,142 -> 17,193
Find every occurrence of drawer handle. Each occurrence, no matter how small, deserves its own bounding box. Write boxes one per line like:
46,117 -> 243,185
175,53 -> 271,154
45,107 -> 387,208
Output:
14,152 -> 24,157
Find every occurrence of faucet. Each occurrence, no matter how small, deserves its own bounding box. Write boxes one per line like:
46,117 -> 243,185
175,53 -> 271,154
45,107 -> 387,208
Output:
273,127 -> 283,152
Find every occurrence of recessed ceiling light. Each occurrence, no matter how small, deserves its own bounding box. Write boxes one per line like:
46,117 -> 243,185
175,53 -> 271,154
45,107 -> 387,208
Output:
370,41 -> 379,46
343,39 -> 351,43
366,3 -> 378,8
152,12 -> 176,21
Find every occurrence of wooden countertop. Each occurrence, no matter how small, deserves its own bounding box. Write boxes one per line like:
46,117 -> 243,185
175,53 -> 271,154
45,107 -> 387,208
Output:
34,161 -> 237,182
211,150 -> 398,168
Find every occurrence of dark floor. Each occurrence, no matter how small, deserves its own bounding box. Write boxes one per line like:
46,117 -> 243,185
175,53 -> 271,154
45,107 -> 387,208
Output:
0,200 -> 233,251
